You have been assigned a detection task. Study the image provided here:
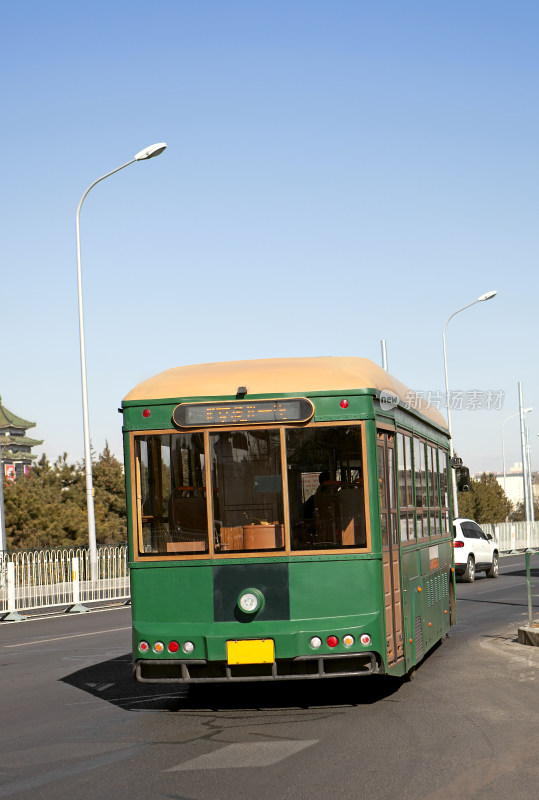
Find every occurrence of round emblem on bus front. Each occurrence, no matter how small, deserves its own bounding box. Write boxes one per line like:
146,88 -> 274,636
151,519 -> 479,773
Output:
238,588 -> 265,614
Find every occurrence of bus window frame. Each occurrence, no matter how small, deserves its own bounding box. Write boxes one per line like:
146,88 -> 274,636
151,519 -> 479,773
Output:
128,419 -> 372,562
428,443 -> 442,541
396,429 -> 415,547
396,428 -> 451,546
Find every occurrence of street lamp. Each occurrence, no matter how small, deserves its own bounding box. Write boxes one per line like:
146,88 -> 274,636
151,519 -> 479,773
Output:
502,409 -> 531,495
525,417 -> 534,523
442,290 -> 497,518
76,143 -> 167,577
518,383 -> 535,549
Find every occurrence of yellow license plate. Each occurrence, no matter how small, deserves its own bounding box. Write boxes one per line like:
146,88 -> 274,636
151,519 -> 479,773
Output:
226,639 -> 275,665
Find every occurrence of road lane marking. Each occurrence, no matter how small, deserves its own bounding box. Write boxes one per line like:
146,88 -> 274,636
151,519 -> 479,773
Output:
167,740 -> 318,771
4,627 -> 130,647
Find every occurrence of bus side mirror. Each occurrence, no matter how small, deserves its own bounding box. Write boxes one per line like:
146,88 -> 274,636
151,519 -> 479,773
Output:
455,466 -> 471,492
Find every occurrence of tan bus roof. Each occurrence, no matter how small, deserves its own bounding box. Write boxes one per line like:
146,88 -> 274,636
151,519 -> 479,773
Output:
124,356 -> 448,429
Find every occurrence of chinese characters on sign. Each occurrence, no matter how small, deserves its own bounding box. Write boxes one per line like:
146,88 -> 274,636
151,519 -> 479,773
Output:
401,390 -> 504,411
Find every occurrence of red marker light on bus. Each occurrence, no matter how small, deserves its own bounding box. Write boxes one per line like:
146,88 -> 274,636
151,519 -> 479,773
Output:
360,634 -> 372,646
168,641 -> 179,653
143,409 -> 151,418
327,636 -> 339,648
139,641 -> 150,653
340,399 -> 349,409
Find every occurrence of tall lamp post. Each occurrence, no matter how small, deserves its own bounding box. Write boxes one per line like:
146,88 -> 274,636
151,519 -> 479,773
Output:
76,143 -> 167,577
525,414 -> 534,523
502,409 -> 531,495
517,381 -> 534,525
442,290 -> 497,518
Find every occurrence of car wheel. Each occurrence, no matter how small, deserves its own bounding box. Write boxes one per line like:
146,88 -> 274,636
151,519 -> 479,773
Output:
462,555 -> 475,583
486,552 -> 499,578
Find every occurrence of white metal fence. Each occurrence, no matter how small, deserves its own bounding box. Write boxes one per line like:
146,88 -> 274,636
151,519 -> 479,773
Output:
0,546 -> 129,620
482,521 -> 539,553
1,523 -> 538,620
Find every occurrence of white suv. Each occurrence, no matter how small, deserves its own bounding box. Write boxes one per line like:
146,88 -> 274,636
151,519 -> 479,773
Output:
453,518 -> 499,582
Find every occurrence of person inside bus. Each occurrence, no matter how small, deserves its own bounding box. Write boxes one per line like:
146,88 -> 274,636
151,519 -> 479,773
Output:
303,471 -> 331,521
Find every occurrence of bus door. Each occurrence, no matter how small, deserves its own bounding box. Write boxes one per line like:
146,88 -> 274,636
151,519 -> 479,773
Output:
377,431 -> 404,665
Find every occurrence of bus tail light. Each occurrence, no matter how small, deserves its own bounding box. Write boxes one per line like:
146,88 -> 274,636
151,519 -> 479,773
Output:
343,634 -> 354,647
310,636 -> 322,649
153,641 -> 165,653
138,641 -> 150,653
327,636 -> 339,648
168,641 -> 179,653
360,634 -> 372,646
182,641 -> 195,654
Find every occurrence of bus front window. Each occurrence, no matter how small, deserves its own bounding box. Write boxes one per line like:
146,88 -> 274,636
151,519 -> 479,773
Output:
286,426 -> 367,550
210,429 -> 285,553
136,433 -> 208,555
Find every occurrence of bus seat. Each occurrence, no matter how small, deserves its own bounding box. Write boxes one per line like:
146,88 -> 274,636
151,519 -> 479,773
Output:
314,492 -> 341,544
167,488 -> 208,546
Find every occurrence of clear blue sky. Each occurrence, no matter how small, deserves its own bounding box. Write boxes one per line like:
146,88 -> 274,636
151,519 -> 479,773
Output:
1,0 -> 538,475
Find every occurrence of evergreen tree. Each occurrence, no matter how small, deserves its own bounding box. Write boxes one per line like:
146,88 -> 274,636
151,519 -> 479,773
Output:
511,498 -> 539,521
3,446 -> 126,549
456,472 -> 512,523
92,442 -> 127,545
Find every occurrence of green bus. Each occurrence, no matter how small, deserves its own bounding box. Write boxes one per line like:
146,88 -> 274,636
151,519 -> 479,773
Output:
122,356 -> 455,683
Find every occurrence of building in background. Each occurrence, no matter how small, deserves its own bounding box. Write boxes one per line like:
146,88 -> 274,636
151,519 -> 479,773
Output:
482,462 -> 539,509
0,397 -> 43,480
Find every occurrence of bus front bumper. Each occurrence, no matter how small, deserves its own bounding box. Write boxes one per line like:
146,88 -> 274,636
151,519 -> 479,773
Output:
134,651 -> 380,683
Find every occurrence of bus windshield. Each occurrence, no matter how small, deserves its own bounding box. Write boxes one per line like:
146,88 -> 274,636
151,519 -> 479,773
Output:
134,424 -> 367,556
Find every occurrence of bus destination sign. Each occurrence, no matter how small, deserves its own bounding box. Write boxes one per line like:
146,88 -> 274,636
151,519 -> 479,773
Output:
173,398 -> 314,428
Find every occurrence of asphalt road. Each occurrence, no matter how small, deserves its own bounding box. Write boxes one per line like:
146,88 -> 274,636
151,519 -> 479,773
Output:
0,554 -> 537,800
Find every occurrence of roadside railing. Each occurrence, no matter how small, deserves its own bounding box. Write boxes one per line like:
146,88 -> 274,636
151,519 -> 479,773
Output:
0,545 -> 129,620
482,521 -> 539,553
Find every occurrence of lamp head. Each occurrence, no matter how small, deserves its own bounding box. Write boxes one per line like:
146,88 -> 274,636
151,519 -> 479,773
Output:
134,142 -> 167,161
477,290 -> 497,302
524,407 -> 533,413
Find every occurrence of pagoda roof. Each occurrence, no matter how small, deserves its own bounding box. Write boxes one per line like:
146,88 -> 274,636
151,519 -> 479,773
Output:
0,434 -> 44,447
1,450 -> 39,462
0,397 -> 37,430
